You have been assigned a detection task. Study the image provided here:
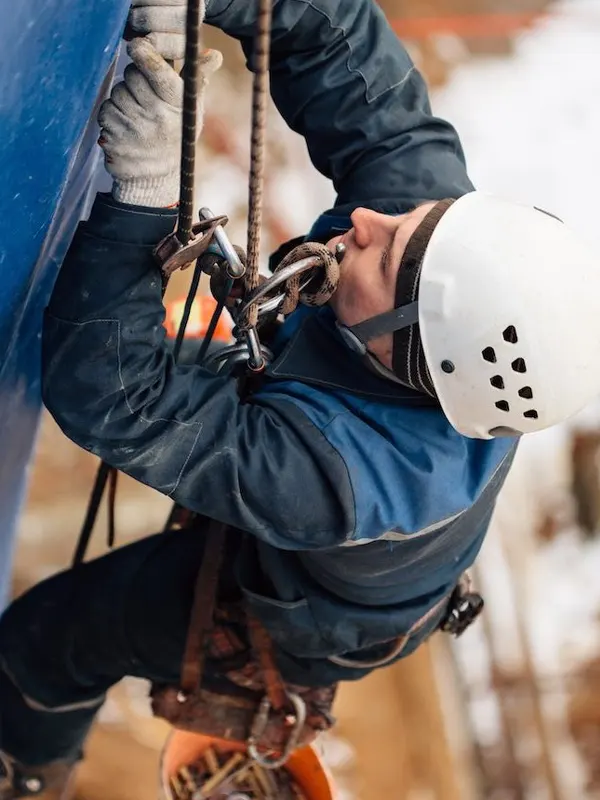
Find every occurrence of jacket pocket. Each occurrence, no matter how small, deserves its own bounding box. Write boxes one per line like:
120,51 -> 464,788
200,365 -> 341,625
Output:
240,585 -> 333,659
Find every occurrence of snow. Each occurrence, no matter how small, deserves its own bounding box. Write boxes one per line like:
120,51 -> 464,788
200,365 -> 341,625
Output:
431,0 -> 600,660
430,1 -> 600,792
433,0 -> 600,244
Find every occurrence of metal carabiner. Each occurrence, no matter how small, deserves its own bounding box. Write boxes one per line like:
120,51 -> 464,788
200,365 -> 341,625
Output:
203,341 -> 274,373
199,206 -> 245,279
236,256 -> 322,321
247,691 -> 307,770
244,327 -> 266,371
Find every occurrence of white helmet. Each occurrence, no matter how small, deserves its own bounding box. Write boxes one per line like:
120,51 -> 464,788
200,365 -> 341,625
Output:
420,192 -> 600,439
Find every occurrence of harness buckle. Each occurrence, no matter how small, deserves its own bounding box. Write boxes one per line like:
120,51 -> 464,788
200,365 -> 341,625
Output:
440,585 -> 485,637
247,691 -> 307,769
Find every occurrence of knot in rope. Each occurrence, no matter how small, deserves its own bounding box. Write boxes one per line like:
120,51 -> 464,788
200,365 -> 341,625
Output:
275,242 -> 340,316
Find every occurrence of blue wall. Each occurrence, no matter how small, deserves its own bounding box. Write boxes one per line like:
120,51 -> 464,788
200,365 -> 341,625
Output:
0,0 -> 131,606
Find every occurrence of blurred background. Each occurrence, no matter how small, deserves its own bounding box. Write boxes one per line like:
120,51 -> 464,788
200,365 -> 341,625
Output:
12,1 -> 600,797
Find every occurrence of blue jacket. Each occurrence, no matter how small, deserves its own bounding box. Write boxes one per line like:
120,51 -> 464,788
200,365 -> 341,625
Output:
42,0 -> 517,686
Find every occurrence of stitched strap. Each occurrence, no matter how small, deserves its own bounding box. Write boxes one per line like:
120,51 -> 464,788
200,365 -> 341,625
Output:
180,519 -> 228,694
246,613 -> 287,711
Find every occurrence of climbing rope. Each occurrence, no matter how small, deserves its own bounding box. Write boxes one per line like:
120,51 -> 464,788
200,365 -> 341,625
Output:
177,0 -> 205,244
272,242 -> 339,314
241,0 -> 273,331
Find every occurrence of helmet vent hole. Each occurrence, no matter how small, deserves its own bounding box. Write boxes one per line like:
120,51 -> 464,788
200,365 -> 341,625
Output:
482,347 -> 497,363
503,325 -> 518,344
519,386 -> 533,400
490,375 -> 505,390
524,409 -> 539,420
511,357 -> 527,373
495,400 -> 510,412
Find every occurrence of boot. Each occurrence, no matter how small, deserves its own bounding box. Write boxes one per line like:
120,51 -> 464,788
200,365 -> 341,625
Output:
0,753 -> 76,800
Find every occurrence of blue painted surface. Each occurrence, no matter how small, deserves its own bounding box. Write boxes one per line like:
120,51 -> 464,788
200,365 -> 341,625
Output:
0,0 -> 130,606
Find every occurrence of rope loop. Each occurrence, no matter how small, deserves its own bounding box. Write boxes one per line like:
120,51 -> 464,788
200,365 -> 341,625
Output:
275,242 -> 340,315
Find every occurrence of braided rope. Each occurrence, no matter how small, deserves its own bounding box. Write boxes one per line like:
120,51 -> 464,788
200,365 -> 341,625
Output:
275,243 -> 340,315
243,0 -> 273,329
176,0 -> 204,244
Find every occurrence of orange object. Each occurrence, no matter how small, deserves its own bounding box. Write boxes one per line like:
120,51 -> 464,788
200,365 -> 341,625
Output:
389,11 -> 542,39
159,730 -> 336,800
165,296 -> 233,342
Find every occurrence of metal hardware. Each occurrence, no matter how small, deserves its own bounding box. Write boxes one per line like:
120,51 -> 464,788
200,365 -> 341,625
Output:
244,327 -> 266,371
203,342 -> 274,373
199,207 -> 245,279
440,587 -> 485,637
236,256 -> 322,321
334,242 -> 346,263
154,215 -> 228,278
327,635 -> 410,669
247,691 -> 307,770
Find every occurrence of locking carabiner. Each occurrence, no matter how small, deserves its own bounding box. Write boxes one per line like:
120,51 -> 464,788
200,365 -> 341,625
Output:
247,690 -> 307,770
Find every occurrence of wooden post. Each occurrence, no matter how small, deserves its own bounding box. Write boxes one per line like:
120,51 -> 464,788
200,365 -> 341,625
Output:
334,642 -> 463,799
504,554 -> 564,800
472,563 -> 526,798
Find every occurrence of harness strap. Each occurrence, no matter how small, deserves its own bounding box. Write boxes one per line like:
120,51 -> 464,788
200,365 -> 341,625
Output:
246,613 -> 287,712
179,519 -> 228,695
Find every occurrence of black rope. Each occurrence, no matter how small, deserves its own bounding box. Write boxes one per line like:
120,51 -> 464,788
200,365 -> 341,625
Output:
173,259 -> 203,361
107,466 -> 118,548
72,462 -> 114,567
177,0 -> 204,244
195,277 -> 233,365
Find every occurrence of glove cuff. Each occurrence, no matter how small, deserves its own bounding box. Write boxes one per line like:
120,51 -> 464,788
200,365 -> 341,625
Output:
112,176 -> 180,208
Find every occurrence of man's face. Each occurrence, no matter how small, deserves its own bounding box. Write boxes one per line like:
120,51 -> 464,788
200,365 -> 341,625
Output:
327,203 -> 437,370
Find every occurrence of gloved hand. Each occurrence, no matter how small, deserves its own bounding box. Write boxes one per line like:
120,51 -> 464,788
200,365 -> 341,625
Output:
98,37 -> 221,207
128,0 -> 192,61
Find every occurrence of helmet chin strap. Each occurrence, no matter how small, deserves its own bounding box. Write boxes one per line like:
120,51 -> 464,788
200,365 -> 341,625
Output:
335,302 -> 420,387
335,199 -> 456,394
343,301 -> 420,345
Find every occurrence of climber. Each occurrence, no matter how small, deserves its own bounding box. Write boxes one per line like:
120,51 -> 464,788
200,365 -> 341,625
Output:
2,0 -> 600,797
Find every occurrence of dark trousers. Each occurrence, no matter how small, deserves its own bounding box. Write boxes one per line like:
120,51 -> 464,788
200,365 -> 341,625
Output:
0,529 -> 239,766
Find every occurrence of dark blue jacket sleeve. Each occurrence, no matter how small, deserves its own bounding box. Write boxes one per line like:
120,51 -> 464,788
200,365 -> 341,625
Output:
42,195 -> 355,550
205,0 -> 473,213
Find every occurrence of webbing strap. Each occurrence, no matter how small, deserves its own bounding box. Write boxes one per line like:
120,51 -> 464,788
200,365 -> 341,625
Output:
180,519 -> 228,693
246,613 -> 287,711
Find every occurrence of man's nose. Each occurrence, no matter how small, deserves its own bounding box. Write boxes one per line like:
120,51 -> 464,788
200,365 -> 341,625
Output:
350,207 -> 380,226
350,207 -> 390,248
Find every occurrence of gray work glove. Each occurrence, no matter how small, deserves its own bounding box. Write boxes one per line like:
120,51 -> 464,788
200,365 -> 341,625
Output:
98,37 -> 221,207
129,0 -> 192,61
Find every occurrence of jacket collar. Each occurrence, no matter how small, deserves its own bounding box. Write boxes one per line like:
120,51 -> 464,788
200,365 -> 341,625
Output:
267,308 -> 437,405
